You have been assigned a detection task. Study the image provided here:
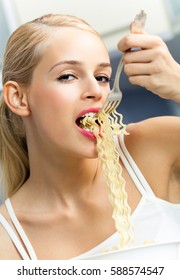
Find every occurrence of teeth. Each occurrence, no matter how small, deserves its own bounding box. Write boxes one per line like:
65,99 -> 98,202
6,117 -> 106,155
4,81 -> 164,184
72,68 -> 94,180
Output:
83,127 -> 90,132
81,112 -> 96,118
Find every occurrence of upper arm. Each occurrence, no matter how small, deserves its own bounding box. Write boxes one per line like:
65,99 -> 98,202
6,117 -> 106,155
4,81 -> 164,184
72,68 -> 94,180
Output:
150,116 -> 180,167
126,116 -> 180,166
124,116 -> 180,201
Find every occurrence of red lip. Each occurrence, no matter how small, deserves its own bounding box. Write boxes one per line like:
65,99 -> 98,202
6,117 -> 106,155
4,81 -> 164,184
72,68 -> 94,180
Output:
76,107 -> 101,140
80,128 -> 96,140
76,107 -> 100,119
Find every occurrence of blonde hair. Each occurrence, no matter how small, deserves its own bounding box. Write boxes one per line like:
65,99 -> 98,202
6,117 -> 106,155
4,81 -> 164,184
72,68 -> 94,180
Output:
0,14 -> 101,199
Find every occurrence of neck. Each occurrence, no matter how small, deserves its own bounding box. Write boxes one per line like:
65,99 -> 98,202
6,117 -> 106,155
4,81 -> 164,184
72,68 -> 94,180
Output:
25,153 -> 101,207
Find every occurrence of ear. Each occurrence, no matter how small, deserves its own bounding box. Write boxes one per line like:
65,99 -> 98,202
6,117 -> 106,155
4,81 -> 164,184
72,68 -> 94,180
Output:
3,81 -> 31,117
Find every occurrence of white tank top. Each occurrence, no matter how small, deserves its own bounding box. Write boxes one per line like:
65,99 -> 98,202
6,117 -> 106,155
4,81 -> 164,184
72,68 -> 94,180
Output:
0,135 -> 180,260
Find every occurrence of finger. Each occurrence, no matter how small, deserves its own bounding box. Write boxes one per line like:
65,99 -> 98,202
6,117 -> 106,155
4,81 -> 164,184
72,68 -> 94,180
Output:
124,63 -> 157,76
128,75 -> 151,89
123,49 -> 154,64
130,22 -> 147,34
128,74 -> 161,93
117,34 -> 164,53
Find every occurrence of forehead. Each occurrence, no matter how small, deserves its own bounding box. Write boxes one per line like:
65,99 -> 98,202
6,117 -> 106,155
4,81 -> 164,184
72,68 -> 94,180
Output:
39,27 -> 110,65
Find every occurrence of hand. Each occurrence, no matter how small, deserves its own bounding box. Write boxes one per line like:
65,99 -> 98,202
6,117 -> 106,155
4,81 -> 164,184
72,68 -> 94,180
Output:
117,33 -> 180,103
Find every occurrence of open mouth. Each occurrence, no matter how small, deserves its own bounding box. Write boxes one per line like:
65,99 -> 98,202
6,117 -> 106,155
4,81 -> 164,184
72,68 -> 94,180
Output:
76,112 -> 100,132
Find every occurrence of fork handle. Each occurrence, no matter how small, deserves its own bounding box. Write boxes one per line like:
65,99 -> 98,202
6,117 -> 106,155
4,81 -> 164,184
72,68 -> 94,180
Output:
112,55 -> 124,91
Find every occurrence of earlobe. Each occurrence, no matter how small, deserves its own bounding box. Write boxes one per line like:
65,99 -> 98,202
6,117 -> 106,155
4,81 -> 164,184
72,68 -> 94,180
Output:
3,81 -> 31,116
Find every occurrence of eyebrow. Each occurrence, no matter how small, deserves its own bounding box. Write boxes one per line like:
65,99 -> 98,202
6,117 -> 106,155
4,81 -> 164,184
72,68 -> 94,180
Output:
48,60 -> 111,72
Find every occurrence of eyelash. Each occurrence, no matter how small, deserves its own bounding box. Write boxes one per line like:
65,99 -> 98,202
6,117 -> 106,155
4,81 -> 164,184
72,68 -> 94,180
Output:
57,74 -> 111,84
95,75 -> 111,84
57,74 -> 75,82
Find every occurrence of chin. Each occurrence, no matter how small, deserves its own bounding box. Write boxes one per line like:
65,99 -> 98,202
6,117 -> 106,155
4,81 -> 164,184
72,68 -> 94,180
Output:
82,151 -> 98,159
78,147 -> 98,159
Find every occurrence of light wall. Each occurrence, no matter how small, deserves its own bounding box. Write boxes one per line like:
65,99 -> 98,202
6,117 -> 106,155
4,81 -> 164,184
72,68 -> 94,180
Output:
11,0 -> 172,51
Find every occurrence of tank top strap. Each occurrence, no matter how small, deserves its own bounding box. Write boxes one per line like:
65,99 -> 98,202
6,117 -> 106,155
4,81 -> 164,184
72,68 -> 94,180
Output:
4,198 -> 37,260
115,135 -> 155,196
0,213 -> 30,260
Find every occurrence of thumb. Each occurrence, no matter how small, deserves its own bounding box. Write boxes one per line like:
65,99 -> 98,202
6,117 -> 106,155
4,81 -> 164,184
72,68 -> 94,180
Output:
130,21 -> 147,34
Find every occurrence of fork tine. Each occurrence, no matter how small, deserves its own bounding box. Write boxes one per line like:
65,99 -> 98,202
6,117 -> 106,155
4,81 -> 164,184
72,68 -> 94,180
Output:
104,100 -> 120,114
105,102 -> 115,114
104,102 -> 114,113
104,105 -> 112,114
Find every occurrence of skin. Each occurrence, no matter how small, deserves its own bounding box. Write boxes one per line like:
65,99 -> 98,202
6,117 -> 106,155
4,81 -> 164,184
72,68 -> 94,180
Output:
0,28 -> 180,260
118,33 -> 180,102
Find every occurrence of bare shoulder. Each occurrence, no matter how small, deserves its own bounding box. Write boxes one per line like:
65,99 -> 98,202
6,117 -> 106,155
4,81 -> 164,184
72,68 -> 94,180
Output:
126,115 -> 180,138
122,116 -> 180,201
0,204 -> 21,260
126,116 -> 180,158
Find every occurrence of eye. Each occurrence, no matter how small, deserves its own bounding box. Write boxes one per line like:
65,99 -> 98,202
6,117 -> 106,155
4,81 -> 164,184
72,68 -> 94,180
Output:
57,74 -> 76,82
95,75 -> 111,84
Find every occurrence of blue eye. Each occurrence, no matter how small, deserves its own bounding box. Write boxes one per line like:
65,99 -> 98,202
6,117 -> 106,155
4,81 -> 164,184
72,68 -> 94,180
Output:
96,75 -> 110,83
57,74 -> 76,82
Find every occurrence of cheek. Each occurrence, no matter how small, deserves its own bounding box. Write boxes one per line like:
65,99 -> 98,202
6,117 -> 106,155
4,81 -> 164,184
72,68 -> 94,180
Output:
29,83 -> 74,119
27,84 -> 75,144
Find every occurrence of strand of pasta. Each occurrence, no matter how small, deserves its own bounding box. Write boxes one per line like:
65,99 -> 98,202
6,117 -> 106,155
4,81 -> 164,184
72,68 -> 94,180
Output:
81,110 -> 134,249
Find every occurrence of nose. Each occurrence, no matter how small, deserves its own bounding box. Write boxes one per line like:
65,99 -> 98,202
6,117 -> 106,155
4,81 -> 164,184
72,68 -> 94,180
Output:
81,76 -> 104,101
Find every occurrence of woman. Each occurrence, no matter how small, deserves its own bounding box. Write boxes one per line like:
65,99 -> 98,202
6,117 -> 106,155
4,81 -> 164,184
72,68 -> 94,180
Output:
0,13 -> 179,260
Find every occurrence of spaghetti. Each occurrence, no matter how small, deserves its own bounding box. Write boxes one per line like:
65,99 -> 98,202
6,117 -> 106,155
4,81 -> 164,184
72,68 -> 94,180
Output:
81,110 -> 133,249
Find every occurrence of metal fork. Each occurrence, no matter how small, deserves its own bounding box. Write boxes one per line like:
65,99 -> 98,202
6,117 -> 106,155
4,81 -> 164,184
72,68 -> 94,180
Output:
98,9 -> 147,115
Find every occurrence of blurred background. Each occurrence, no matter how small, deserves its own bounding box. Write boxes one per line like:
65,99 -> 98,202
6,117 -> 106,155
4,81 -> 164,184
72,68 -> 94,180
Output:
0,0 -> 180,202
